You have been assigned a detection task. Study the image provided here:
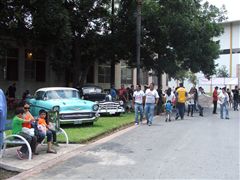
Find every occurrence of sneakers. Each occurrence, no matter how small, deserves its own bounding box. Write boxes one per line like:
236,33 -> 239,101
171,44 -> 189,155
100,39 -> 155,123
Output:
16,149 -> 23,160
135,122 -> 139,125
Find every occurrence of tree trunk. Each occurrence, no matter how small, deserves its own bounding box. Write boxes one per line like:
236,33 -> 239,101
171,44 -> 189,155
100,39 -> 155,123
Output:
157,71 -> 162,89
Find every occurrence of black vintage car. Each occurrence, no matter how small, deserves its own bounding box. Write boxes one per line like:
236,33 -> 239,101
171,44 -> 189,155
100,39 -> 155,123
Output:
80,85 -> 125,116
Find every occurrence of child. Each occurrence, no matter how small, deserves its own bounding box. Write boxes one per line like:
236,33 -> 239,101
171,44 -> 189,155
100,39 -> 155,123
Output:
187,92 -> 195,117
12,107 -> 38,159
38,109 -> 57,154
165,100 -> 172,122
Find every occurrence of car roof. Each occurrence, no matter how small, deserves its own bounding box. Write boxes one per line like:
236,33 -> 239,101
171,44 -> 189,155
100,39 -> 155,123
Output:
81,85 -> 102,89
36,87 -> 79,92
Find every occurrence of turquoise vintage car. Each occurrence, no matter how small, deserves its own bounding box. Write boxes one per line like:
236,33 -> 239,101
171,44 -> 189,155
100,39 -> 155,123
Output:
26,87 -> 99,124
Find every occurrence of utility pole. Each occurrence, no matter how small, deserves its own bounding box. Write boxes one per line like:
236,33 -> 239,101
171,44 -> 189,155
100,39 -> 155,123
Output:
136,0 -> 142,85
110,0 -> 115,88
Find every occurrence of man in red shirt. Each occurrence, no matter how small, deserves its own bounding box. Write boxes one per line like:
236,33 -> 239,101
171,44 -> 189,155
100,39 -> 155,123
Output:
212,86 -> 218,114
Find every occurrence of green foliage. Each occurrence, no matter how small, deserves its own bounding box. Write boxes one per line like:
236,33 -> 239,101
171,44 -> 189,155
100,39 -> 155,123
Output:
215,65 -> 229,77
0,0 -> 227,85
139,0 -> 226,79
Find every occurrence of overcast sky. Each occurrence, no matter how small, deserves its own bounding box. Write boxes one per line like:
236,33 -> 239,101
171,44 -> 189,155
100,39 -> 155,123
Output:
207,0 -> 240,21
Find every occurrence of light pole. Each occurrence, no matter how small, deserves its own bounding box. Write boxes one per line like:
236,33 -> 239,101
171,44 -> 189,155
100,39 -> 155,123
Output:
110,0 -> 115,88
136,0 -> 142,85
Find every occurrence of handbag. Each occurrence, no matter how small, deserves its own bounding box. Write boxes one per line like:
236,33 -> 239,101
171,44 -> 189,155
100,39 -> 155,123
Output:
37,124 -> 47,136
22,127 -> 35,136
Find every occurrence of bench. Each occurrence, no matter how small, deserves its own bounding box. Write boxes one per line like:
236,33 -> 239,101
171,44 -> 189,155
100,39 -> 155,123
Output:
0,110 -> 69,161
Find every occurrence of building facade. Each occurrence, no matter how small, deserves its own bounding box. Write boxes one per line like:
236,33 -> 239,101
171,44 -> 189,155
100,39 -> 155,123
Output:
168,20 -> 240,92
0,39 -> 164,98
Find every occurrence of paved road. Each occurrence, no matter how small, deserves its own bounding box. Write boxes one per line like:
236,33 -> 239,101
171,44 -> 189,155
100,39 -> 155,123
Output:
29,109 -> 239,179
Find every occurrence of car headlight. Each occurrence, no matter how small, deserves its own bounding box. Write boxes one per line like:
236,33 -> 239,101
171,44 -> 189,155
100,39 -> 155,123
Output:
92,104 -> 99,111
52,106 -> 60,111
119,101 -> 124,105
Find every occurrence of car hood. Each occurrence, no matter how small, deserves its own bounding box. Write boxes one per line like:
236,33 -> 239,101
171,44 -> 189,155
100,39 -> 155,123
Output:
46,98 -> 95,112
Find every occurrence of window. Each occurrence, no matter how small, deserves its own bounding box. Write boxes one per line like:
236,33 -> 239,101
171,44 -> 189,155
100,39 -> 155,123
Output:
25,49 -> 46,81
98,64 -> 110,83
121,62 -> 133,84
86,65 -> 94,83
140,70 -> 148,85
0,48 -> 19,81
35,91 -> 45,100
220,48 -> 240,55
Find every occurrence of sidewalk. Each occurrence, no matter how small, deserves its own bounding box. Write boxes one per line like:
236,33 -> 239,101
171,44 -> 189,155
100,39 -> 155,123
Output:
0,144 -> 84,172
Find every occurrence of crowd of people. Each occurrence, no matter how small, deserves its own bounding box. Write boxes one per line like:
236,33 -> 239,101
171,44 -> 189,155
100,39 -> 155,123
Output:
110,83 -> 239,126
2,82 -> 239,160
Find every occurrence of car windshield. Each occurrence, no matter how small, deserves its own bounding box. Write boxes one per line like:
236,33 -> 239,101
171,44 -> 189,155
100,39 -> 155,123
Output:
46,90 -> 79,99
82,87 -> 102,94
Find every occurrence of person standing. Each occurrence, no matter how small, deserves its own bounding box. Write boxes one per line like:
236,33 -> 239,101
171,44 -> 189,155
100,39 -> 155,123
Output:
187,88 -> 195,117
232,85 -> 239,111
132,84 -> 145,125
156,88 -> 163,115
118,84 -> 127,110
6,83 -> 16,109
212,86 -> 219,114
6,82 -> 16,98
197,87 -> 205,117
175,83 -> 187,120
226,88 -> 233,108
145,83 -> 159,126
218,87 -> 230,119
110,85 -> 117,101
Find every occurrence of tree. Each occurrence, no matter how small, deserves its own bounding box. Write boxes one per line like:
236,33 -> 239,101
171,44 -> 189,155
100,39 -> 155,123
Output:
216,65 -> 229,77
138,0 -> 226,85
64,0 -> 111,87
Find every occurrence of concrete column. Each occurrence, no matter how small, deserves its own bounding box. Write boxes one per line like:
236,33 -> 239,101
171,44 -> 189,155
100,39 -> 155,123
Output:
115,63 -> 121,89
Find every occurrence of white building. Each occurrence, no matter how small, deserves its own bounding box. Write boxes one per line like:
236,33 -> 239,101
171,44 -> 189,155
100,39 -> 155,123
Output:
168,20 -> 240,92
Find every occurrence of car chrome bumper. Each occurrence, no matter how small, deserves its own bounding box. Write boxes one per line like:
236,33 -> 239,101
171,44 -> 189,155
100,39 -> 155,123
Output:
59,113 -> 100,124
98,108 -> 125,115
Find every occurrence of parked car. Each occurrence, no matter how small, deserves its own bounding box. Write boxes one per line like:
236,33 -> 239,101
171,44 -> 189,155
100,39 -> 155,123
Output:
80,85 -> 125,116
26,87 -> 99,124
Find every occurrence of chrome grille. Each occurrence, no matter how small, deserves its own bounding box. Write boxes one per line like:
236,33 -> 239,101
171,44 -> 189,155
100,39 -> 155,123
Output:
99,102 -> 119,110
60,113 -> 93,120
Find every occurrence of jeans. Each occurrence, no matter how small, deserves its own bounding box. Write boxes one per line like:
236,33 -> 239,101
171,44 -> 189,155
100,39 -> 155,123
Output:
46,129 -> 57,142
187,104 -> 194,116
233,99 -> 238,110
145,103 -> 155,124
220,103 -> 229,119
198,104 -> 203,116
176,103 -> 185,119
18,132 -> 37,154
213,101 -> 217,113
134,103 -> 143,123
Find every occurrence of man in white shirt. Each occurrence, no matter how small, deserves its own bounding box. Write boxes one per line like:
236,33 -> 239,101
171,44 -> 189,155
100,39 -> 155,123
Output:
145,83 -> 159,126
132,84 -> 145,125
218,87 -> 230,119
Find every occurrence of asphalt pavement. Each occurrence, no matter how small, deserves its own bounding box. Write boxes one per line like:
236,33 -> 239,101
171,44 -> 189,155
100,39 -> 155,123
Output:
18,108 -> 240,179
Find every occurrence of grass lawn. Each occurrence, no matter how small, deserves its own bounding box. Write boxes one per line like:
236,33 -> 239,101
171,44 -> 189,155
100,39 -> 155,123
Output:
6,112 -> 135,144
58,113 -> 135,143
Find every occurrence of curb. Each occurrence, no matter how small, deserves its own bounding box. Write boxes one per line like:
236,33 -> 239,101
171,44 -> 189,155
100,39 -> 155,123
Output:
7,124 -> 137,180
